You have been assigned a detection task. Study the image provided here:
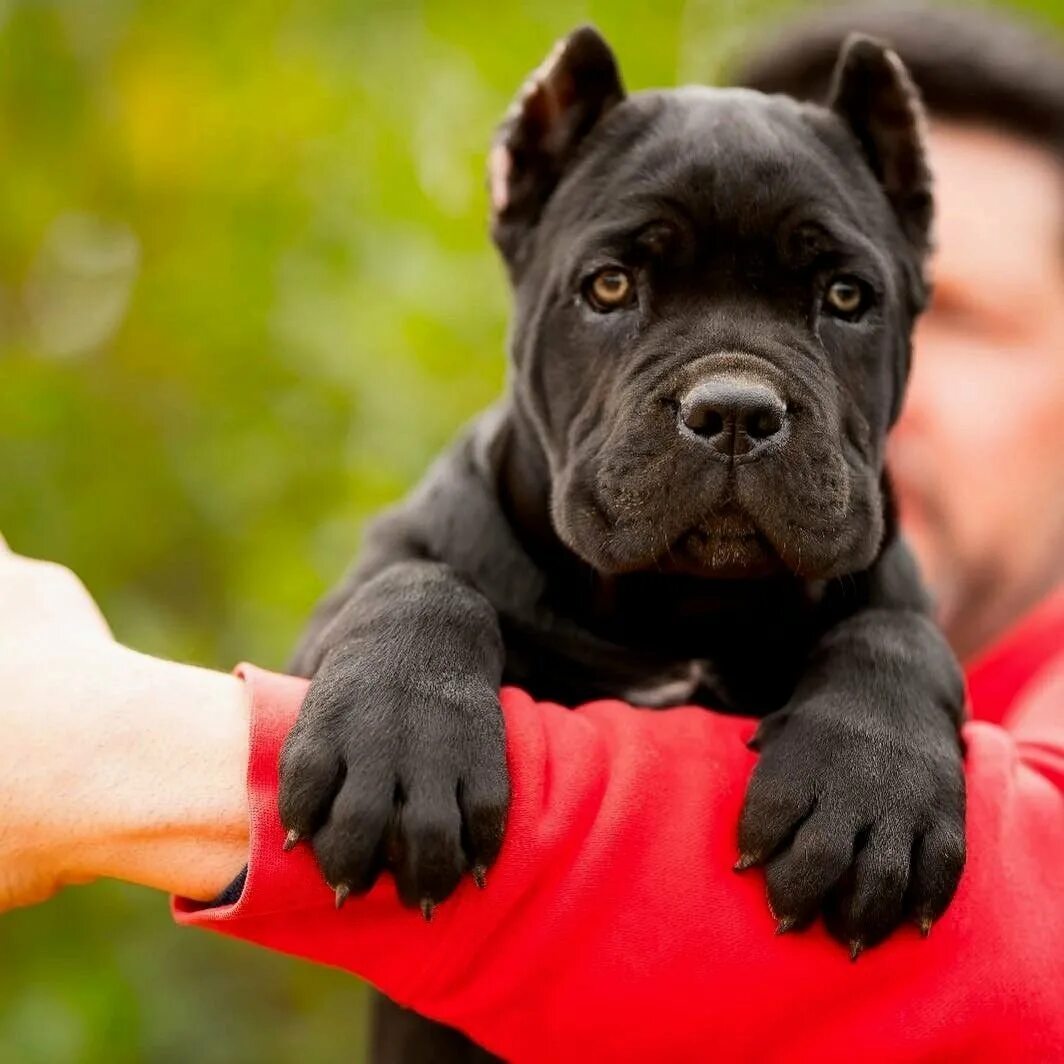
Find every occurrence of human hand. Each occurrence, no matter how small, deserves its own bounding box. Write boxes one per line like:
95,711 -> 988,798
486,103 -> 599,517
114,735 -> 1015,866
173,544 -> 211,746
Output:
0,534 -> 122,908
0,534 -> 251,911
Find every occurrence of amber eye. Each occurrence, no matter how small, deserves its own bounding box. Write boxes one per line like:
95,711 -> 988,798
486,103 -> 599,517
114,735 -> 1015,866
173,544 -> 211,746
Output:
585,267 -> 635,311
824,276 -> 868,319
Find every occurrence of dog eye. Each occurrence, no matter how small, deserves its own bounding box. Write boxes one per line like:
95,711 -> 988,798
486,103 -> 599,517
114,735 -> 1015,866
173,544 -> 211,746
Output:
824,277 -> 869,320
584,267 -> 636,312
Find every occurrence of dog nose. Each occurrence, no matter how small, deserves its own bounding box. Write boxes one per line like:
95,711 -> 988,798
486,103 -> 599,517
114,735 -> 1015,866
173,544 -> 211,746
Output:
679,379 -> 786,457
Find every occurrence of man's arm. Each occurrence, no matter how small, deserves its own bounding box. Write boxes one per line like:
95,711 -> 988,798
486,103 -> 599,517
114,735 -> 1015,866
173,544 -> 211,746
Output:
181,666 -> 1063,1064
2,540 -> 1062,1061
0,536 -> 250,908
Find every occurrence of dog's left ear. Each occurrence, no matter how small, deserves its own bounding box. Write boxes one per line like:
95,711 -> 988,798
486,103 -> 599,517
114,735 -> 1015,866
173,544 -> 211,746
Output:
828,34 -> 932,255
489,26 -> 625,270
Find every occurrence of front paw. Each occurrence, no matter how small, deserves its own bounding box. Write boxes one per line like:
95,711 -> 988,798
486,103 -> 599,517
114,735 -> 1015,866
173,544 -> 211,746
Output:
738,704 -> 965,954
278,657 -> 509,914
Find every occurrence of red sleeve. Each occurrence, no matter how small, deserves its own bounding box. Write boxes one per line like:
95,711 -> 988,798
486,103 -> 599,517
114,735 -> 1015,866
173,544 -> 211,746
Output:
174,665 -> 1064,1063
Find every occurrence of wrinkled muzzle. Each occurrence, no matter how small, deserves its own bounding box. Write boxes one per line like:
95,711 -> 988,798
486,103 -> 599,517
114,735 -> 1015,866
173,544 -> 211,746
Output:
549,349 -> 886,579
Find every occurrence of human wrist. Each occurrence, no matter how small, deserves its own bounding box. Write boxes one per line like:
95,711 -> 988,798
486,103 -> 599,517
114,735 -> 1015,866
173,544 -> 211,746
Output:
68,647 -> 252,901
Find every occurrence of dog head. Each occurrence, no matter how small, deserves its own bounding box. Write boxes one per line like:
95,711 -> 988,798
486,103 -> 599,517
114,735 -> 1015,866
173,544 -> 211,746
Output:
490,27 -> 932,580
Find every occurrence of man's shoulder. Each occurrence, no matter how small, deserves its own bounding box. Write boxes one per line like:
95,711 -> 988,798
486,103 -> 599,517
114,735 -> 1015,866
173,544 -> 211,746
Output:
965,586 -> 1064,724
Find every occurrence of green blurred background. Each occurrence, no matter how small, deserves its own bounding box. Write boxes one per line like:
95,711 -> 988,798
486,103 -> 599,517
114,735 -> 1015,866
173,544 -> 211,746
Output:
0,0 -> 1060,1059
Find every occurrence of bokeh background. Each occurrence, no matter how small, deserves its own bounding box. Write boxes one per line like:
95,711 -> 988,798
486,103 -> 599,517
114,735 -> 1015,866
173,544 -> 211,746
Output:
1,0 -> 1060,1060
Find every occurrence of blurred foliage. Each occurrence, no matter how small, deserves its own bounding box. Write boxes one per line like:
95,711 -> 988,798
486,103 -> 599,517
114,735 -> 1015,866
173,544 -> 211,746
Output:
0,0 -> 1060,1060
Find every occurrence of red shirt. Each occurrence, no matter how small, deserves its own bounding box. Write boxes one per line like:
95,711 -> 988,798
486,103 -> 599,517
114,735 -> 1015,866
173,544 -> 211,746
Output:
175,595 -> 1064,1062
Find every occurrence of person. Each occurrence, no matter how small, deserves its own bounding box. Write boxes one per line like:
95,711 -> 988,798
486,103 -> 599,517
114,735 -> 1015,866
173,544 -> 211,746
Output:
0,533 -> 1061,1062
1,2 -> 1062,1061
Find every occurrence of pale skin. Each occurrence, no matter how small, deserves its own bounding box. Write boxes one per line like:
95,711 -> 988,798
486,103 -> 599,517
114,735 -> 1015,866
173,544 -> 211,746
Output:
0,532 -> 250,911
892,123 -> 1064,657
0,123 -> 1060,915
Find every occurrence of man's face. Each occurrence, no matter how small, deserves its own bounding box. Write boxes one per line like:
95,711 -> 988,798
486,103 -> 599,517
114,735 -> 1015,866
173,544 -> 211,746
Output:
889,122 -> 1064,654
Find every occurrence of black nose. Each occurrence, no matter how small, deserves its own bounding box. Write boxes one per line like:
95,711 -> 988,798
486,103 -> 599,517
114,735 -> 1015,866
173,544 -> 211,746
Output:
679,379 -> 787,458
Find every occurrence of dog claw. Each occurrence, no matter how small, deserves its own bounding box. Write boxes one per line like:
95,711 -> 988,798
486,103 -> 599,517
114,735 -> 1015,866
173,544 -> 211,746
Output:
918,915 -> 933,938
472,864 -> 488,890
282,829 -> 301,852
420,898 -> 436,923
733,852 -> 758,872
334,884 -> 351,910
775,916 -> 798,935
849,939 -> 865,962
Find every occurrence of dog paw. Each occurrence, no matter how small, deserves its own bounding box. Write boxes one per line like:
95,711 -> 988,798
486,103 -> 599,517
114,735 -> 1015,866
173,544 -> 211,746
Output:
278,657 -> 508,912
738,703 -> 965,953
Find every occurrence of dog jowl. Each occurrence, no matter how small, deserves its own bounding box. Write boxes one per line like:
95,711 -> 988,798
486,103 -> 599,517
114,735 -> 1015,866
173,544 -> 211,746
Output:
279,25 -> 966,991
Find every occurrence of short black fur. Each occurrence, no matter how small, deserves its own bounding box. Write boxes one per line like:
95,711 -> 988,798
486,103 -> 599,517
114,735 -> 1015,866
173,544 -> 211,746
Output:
279,27 -> 966,1062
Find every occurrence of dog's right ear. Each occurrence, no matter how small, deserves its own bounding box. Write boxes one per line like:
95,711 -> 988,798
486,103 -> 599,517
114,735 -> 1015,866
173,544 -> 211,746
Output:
489,26 -> 625,270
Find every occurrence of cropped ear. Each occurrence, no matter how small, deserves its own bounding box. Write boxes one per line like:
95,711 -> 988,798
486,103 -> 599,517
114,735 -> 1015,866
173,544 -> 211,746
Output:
489,26 -> 625,269
828,34 -> 933,254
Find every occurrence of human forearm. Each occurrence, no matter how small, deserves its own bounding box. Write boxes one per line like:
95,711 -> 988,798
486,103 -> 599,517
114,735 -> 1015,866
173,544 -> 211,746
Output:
0,539 -> 250,908
178,670 -> 1064,1063
4,539 -> 1063,1061
73,647 -> 251,902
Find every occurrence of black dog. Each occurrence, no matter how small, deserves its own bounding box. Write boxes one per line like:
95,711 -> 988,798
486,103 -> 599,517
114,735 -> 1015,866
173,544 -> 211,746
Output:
280,27 -> 966,1061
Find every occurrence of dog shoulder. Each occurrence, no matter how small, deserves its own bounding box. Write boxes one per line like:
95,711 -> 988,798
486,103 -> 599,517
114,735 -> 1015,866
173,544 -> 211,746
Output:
360,404 -> 547,617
